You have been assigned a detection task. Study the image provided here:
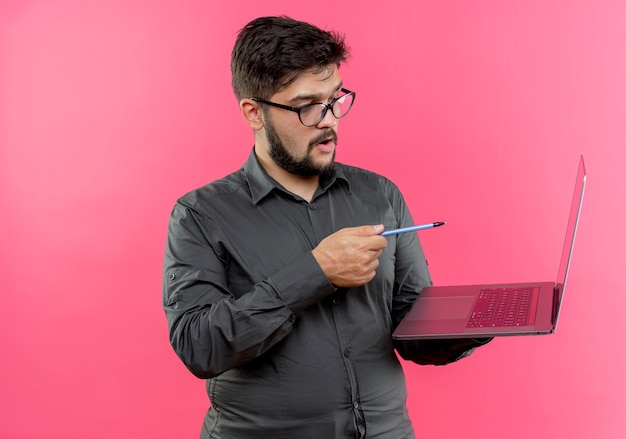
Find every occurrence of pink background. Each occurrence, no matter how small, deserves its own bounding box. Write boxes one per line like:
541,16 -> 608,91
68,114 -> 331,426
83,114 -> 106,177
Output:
1,1 -> 625,438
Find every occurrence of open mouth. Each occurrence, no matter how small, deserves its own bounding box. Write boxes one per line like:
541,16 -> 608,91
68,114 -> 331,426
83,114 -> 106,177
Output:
315,132 -> 336,145
310,131 -> 337,151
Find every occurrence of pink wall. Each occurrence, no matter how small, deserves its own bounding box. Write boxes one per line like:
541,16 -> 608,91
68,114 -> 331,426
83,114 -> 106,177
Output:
1,1 -> 625,438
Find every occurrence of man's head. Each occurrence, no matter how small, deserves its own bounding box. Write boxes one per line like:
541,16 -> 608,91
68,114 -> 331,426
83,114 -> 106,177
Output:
231,16 -> 349,102
232,17 -> 353,181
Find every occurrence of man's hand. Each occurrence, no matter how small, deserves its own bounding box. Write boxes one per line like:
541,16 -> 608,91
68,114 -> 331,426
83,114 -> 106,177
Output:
312,225 -> 387,288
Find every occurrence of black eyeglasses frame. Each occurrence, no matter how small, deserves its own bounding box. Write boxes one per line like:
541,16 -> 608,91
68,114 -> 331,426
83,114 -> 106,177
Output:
250,88 -> 356,127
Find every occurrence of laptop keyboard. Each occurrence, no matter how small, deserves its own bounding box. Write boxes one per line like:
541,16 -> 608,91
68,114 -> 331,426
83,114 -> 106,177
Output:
467,287 -> 538,328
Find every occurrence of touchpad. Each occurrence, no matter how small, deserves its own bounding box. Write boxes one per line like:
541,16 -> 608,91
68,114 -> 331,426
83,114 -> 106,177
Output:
408,296 -> 475,321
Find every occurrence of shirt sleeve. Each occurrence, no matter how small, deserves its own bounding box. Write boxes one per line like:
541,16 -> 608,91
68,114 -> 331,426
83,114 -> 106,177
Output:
162,200 -> 335,379
386,184 -> 492,365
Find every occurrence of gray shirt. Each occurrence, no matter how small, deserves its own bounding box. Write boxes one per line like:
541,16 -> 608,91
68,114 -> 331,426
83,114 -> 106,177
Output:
163,150 -> 486,438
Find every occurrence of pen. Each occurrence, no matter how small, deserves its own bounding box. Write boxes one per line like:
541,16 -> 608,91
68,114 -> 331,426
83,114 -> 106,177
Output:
380,221 -> 446,237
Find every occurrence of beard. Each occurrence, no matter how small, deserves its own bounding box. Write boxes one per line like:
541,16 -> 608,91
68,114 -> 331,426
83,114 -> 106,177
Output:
264,113 -> 337,178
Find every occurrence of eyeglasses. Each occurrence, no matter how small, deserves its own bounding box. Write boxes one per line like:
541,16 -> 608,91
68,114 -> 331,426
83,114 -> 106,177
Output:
251,88 -> 356,127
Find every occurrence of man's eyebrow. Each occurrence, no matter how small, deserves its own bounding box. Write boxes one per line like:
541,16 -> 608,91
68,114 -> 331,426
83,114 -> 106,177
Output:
287,83 -> 343,104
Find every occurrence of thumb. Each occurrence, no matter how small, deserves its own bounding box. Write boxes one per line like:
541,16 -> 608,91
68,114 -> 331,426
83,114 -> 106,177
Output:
372,224 -> 384,234
344,224 -> 384,236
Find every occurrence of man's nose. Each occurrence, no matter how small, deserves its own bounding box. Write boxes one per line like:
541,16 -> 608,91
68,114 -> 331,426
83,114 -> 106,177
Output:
315,106 -> 338,128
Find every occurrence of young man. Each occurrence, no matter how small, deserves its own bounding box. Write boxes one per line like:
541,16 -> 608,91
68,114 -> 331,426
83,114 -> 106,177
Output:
163,16 -> 490,439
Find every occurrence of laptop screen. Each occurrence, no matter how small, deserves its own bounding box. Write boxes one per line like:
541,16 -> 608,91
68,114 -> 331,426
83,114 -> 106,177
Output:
554,156 -> 586,318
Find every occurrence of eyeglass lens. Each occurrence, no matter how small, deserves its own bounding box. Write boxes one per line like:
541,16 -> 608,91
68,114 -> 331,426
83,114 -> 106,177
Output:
300,93 -> 354,126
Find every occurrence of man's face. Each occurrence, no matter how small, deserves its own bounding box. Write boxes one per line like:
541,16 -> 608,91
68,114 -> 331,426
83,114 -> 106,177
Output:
260,66 -> 343,177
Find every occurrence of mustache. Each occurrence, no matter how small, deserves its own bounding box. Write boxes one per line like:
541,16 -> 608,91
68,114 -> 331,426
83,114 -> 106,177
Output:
309,130 -> 337,148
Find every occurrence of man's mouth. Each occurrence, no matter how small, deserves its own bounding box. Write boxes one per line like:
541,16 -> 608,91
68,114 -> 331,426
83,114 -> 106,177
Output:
311,131 -> 337,150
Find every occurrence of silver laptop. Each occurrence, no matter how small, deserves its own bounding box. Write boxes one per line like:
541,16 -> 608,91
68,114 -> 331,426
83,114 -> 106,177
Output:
393,156 -> 586,340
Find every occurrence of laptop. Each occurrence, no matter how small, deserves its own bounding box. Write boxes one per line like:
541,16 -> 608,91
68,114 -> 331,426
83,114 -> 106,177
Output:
392,156 -> 586,340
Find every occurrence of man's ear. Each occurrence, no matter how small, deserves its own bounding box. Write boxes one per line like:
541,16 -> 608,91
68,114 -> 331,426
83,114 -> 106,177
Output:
240,99 -> 264,130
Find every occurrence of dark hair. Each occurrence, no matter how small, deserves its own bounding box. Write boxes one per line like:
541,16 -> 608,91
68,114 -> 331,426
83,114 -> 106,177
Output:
230,16 -> 350,101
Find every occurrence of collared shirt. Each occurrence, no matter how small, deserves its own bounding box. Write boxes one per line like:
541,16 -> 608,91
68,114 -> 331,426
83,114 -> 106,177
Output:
163,150 -> 483,439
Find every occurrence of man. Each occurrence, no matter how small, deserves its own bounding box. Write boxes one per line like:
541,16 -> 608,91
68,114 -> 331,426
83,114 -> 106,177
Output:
163,16 -> 490,438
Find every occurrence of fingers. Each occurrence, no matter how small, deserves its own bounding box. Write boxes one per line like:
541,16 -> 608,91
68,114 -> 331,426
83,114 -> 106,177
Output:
311,225 -> 388,288
352,224 -> 385,238
358,224 -> 385,235
336,224 -> 387,249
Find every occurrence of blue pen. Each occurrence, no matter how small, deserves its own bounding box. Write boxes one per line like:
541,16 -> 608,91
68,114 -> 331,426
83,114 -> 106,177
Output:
381,221 -> 446,237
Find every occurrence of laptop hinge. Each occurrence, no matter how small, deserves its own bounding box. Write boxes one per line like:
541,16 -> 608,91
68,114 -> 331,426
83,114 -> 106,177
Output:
551,284 -> 562,324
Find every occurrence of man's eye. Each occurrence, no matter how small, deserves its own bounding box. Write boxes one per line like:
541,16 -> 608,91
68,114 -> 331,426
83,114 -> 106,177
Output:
300,104 -> 319,114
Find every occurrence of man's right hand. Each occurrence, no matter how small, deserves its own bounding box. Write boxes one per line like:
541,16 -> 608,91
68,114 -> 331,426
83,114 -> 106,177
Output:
311,224 -> 388,288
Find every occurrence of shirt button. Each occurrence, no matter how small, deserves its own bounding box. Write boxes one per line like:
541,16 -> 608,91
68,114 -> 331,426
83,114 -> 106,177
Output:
332,298 -> 340,305
343,349 -> 351,358
168,273 -> 176,280
308,204 -> 315,210
353,401 -> 360,409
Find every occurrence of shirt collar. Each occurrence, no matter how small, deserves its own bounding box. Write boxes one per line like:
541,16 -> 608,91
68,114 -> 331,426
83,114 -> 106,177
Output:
243,148 -> 351,205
